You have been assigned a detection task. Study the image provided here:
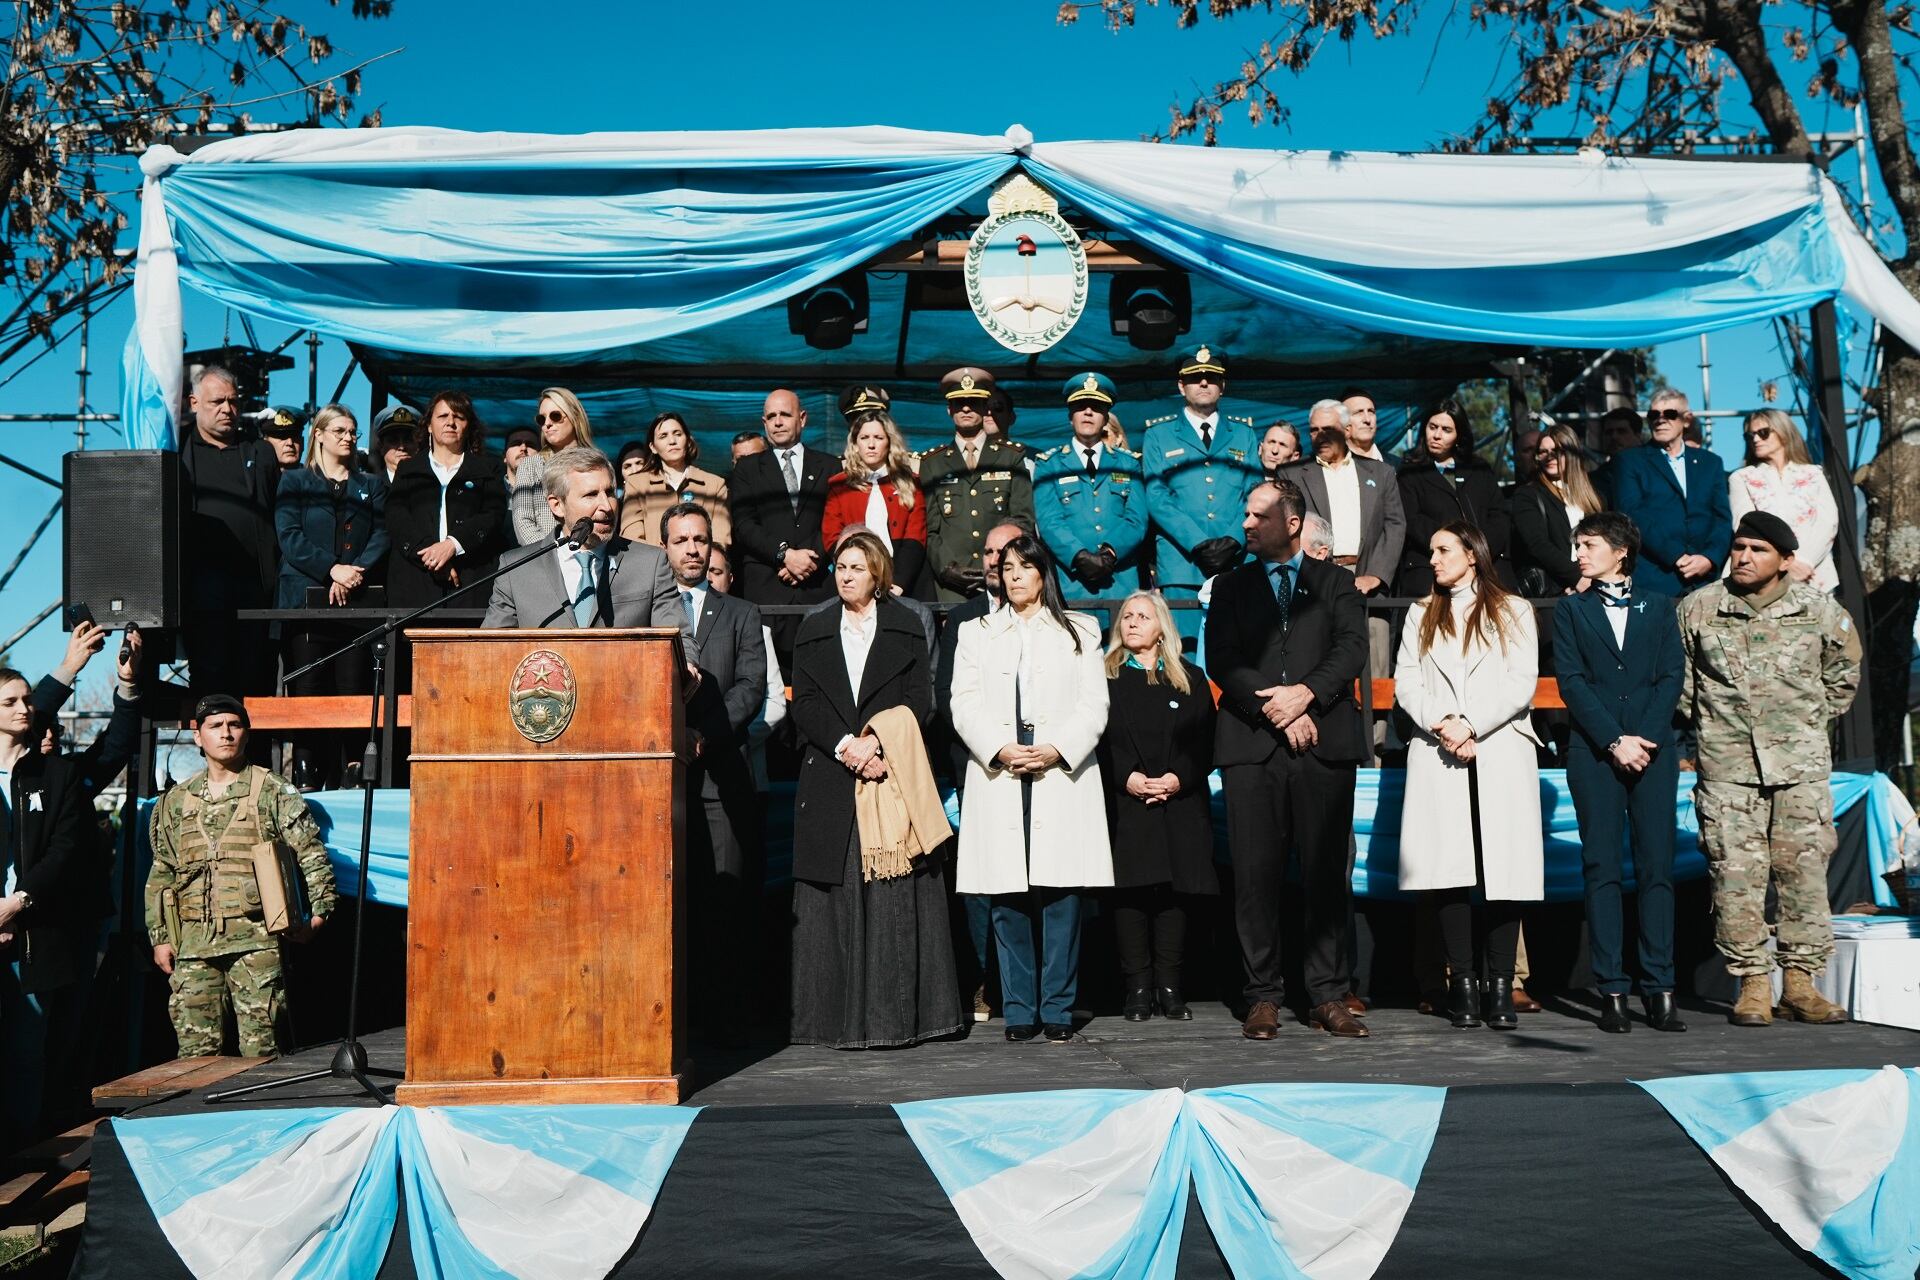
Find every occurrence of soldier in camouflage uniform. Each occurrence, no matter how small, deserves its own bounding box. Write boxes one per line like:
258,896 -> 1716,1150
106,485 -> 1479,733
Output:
1678,512 -> 1861,1027
146,695 -> 336,1056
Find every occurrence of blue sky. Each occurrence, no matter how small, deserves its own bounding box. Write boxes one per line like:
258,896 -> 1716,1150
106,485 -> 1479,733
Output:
0,0 -> 1885,681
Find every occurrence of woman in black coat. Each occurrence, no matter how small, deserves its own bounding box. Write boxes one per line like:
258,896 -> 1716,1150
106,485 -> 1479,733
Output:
1099,591 -> 1218,1023
1509,424 -> 1606,598
1393,397 -> 1512,598
384,390 -> 508,609
788,529 -> 960,1049
275,404 -> 390,788
0,668 -> 104,1148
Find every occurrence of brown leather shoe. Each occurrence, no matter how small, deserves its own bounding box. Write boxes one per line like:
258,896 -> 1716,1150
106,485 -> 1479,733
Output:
1311,1001 -> 1371,1038
1242,1000 -> 1282,1040
1342,991 -> 1368,1016
1511,985 -> 1543,1014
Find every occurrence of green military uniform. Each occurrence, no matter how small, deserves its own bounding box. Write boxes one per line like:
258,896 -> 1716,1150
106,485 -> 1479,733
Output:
1679,579 -> 1862,978
921,368 -> 1035,602
145,766 -> 337,1055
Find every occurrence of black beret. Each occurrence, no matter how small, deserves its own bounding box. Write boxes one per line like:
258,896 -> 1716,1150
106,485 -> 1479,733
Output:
192,694 -> 250,727
1734,510 -> 1799,556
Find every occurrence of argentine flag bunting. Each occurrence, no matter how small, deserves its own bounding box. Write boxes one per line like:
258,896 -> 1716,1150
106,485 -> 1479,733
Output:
1185,1084 -> 1445,1280
396,1105 -> 701,1280
1638,1066 -> 1920,1280
116,1107 -> 401,1279
895,1088 -> 1190,1280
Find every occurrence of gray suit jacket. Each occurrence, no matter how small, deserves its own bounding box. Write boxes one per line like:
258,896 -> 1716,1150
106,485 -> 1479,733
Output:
1278,454 -> 1406,586
482,536 -> 689,644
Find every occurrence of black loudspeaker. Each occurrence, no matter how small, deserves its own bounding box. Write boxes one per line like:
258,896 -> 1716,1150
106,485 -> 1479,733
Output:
63,449 -> 180,629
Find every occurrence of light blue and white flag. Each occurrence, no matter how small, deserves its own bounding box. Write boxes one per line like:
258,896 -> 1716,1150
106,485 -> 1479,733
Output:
1639,1066 -> 1920,1280
395,1105 -> 701,1280
117,1107 -> 402,1279
895,1087 -> 1189,1280
1185,1084 -> 1445,1280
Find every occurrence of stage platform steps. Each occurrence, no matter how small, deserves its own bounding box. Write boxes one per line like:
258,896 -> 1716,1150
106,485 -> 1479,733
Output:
0,1119 -> 100,1274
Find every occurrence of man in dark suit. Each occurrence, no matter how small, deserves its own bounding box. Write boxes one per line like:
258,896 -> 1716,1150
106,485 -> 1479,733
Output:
1554,512 -> 1688,1034
1205,478 -> 1370,1041
481,447 -> 686,638
729,388 -> 836,668
1340,387 -> 1399,467
664,502 -> 768,1032
1609,391 -> 1731,596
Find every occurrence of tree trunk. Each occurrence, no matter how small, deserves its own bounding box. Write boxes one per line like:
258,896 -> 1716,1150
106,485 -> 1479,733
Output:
1881,264 -> 1920,446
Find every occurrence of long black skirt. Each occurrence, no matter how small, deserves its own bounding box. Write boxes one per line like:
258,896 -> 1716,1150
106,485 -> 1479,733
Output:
790,831 -> 964,1049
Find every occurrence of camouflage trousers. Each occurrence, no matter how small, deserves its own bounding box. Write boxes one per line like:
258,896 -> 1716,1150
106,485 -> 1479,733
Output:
1694,778 -> 1836,978
168,947 -> 284,1057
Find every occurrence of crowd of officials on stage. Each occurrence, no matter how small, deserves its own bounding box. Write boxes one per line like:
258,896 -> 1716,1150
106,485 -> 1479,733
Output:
0,344 -> 1875,1121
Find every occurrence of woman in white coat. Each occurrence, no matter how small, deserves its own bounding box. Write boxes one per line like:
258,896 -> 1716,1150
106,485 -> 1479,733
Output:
1394,520 -> 1544,1031
950,533 -> 1112,1044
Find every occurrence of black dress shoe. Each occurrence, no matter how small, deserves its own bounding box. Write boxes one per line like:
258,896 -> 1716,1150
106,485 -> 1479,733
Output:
1155,986 -> 1192,1020
1484,977 -> 1518,1030
1445,975 -> 1482,1029
1643,992 -> 1690,1033
1004,1023 -> 1040,1043
1042,1023 -> 1074,1043
1122,986 -> 1153,1023
1597,992 -> 1632,1034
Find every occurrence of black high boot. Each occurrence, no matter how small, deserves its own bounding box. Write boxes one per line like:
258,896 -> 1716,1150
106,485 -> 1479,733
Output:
1445,974 -> 1482,1028
1484,976 -> 1518,1030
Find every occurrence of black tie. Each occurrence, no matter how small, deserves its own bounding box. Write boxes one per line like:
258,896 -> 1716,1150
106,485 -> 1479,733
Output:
1082,446 -> 1098,477
1200,420 -> 1214,450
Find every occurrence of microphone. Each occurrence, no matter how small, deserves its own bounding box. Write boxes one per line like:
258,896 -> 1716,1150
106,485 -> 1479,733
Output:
563,517 -> 596,550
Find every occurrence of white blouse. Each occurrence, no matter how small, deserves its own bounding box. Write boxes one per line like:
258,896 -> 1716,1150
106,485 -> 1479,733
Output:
1726,462 -> 1840,592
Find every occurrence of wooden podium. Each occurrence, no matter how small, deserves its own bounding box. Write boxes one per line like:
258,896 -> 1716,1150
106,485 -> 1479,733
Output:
395,627 -> 687,1105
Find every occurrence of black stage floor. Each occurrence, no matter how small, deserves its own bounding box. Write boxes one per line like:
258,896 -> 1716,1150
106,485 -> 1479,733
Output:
126,994 -> 1919,1117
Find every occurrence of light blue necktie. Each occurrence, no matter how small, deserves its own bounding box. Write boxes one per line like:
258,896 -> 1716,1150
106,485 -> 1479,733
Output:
572,550 -> 597,626
682,588 -> 697,633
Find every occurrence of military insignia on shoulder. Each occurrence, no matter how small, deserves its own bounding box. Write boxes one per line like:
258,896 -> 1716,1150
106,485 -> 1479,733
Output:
1118,445 -> 1142,458
510,649 -> 577,744
1037,446 -> 1059,462
1226,414 -> 1255,427
1144,414 -> 1176,428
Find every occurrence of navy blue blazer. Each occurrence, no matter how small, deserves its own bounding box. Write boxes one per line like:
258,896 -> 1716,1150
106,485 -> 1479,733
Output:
274,466 -> 391,609
1551,586 -> 1684,758
1608,445 -> 1731,596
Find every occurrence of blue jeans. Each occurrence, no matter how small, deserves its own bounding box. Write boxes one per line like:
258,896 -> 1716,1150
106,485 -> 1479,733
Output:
991,890 -> 1084,1027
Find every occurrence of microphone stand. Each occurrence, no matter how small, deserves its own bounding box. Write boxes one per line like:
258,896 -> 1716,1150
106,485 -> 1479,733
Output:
208,530 -> 579,1104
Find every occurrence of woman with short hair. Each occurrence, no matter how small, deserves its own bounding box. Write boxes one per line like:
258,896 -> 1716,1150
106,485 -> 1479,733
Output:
618,412 -> 732,549
384,390 -> 507,607
950,535 -> 1112,1043
1393,521 -> 1544,1030
788,530 -> 960,1049
1726,408 -> 1839,592
1099,590 -> 1216,1022
510,387 -> 595,545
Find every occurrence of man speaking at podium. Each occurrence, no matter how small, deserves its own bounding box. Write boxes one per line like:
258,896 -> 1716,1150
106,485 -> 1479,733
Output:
483,446 -> 687,636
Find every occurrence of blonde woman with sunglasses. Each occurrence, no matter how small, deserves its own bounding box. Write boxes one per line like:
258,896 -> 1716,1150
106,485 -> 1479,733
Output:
1726,409 -> 1839,592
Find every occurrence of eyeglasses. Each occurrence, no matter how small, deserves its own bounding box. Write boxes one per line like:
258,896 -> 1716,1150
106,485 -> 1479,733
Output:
320,427 -> 358,439
1744,427 -> 1774,442
1649,408 -> 1687,422
537,410 -> 569,426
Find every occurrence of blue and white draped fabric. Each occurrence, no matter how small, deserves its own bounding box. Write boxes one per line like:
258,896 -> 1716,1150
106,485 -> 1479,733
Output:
395,1105 -> 699,1280
116,1107 -> 402,1279
1184,1084 -> 1446,1280
1638,1067 -> 1920,1280
125,127 -> 1920,449
114,1105 -> 700,1280
894,1088 -> 1190,1280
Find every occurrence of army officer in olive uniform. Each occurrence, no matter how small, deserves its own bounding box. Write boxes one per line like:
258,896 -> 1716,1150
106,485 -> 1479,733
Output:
1141,345 -> 1264,593
1034,372 -> 1149,610
920,367 -> 1036,601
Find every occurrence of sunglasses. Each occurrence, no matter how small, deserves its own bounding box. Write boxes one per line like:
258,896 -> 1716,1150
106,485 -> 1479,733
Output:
537,410 -> 569,426
1649,408 -> 1687,421
1534,445 -> 1560,459
1180,374 -> 1223,386
1744,427 -> 1774,442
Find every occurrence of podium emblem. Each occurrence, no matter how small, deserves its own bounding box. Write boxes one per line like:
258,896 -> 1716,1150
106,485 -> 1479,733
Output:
509,648 -> 576,743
